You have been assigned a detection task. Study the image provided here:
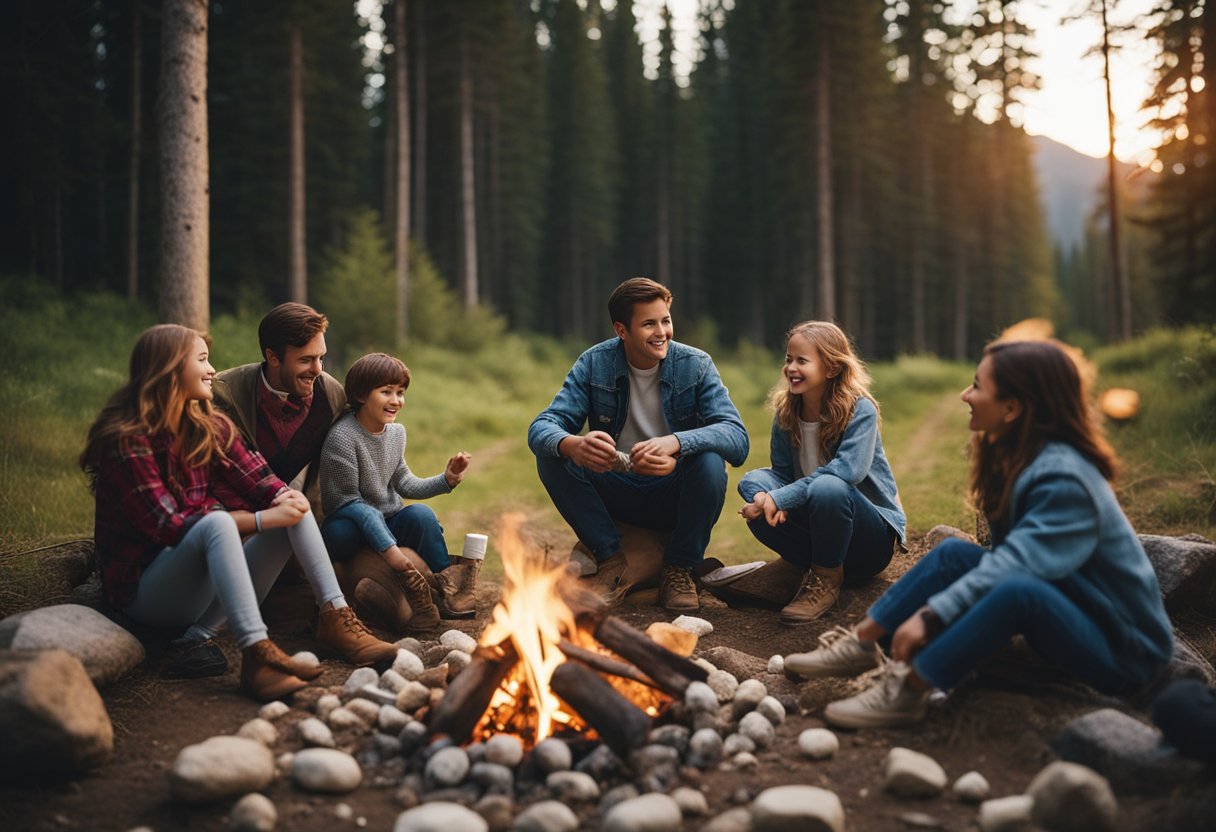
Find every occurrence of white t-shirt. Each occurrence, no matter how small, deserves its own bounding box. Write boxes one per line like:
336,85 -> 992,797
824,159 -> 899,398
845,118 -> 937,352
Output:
799,419 -> 823,476
616,362 -> 670,451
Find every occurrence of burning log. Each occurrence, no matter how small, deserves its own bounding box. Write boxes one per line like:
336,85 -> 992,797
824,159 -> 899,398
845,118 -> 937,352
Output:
427,640 -> 518,744
549,661 -> 651,758
591,616 -> 708,698
557,639 -> 657,689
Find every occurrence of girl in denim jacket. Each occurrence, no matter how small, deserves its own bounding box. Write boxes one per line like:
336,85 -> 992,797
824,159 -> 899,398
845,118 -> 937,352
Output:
738,321 -> 906,625
785,338 -> 1173,729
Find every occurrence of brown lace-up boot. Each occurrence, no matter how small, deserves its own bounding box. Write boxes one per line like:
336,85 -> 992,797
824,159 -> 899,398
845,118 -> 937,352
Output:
315,604 -> 399,666
437,556 -> 480,619
395,566 -> 441,631
659,565 -> 700,612
240,639 -> 311,702
779,563 -> 844,625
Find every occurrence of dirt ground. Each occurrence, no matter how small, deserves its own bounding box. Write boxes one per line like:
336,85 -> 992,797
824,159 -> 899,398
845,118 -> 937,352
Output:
1,540 -> 1213,832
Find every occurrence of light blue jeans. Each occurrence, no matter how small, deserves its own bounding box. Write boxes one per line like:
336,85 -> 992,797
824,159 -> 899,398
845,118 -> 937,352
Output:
124,511 -> 344,649
738,469 -> 895,579
321,500 -> 452,573
869,537 -> 1145,695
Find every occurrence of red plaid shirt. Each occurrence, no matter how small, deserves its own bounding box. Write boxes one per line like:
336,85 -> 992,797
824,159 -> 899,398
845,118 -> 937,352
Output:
93,417 -> 287,608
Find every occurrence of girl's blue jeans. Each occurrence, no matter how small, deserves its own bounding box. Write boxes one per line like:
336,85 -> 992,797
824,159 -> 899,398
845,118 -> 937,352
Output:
869,537 -> 1143,696
321,500 -> 451,573
738,469 -> 895,579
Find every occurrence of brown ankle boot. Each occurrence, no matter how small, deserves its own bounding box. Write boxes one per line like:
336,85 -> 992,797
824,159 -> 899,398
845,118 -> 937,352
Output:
315,605 -> 399,667
779,563 -> 844,625
240,639 -> 311,702
659,565 -> 700,612
437,556 -> 480,619
395,566 -> 441,631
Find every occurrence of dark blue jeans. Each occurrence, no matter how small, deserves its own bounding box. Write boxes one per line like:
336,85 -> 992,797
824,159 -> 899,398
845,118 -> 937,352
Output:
738,469 -> 894,579
869,538 -> 1142,695
536,451 -> 728,568
321,500 -> 451,573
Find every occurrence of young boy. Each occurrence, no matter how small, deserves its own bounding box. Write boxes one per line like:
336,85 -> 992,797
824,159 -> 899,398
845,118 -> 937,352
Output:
319,353 -> 473,630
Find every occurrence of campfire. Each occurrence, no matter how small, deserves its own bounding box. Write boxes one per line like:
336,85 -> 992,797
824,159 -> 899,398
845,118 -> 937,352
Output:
427,515 -> 709,756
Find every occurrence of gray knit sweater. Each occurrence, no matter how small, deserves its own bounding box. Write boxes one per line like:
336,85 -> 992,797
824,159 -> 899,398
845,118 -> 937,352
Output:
319,413 -> 451,517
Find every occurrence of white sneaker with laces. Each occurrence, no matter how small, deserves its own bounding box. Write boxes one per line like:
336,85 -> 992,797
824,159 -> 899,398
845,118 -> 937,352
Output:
823,660 -> 930,729
784,625 -> 882,679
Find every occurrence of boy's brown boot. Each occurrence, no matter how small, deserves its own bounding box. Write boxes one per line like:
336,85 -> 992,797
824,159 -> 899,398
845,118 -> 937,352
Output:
437,556 -> 481,619
779,563 -> 844,626
315,604 -> 399,667
240,639 -> 311,702
396,566 -> 441,631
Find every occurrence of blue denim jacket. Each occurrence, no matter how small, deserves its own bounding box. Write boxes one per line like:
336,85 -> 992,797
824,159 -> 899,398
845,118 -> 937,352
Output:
740,396 -> 907,543
928,441 -> 1174,687
528,338 -> 749,466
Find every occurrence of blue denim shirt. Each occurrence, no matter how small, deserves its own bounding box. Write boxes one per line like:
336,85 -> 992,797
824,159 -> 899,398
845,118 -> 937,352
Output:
928,441 -> 1174,687
528,338 -> 749,466
740,396 -> 907,543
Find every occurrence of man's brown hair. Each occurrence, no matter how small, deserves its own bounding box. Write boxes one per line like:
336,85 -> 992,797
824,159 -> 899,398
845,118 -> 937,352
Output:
258,302 -> 329,362
343,353 -> 411,411
608,277 -> 673,328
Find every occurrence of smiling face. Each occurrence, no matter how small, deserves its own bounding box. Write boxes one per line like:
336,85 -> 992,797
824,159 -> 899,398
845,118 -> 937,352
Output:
784,331 -> 836,405
961,355 -> 1022,436
181,336 -> 216,402
355,383 -> 406,434
613,298 -> 673,370
264,332 -> 327,398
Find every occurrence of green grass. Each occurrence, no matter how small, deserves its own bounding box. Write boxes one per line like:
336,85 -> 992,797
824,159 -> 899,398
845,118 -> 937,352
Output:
2,280 -> 1212,579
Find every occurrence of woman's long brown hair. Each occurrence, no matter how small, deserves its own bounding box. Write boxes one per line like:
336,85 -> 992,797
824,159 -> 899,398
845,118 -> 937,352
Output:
770,320 -> 877,462
80,324 -> 234,491
968,338 -> 1118,522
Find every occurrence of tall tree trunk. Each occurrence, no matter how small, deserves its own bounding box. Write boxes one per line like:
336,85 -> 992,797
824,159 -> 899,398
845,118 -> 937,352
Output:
159,0 -> 210,330
127,5 -> 143,301
815,26 -> 835,320
394,0 -> 411,342
459,19 -> 478,308
412,0 -> 427,243
1100,0 -> 1128,341
289,18 -> 307,303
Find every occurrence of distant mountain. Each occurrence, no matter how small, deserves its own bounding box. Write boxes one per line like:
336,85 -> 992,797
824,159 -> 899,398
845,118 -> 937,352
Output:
1031,134 -> 1109,253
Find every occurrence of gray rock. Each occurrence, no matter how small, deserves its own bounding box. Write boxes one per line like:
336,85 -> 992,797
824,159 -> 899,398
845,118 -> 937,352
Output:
379,705 -> 411,734
327,707 -> 366,731
315,693 -> 341,720
292,747 -> 363,793
574,743 -> 622,779
258,701 -> 291,721
600,783 -> 641,814
470,761 -> 513,796
648,724 -> 691,755
236,718 -> 277,746
752,784 -> 845,832
707,669 -> 739,702
925,525 -> 975,549
672,615 -> 713,636
472,794 -> 513,832
356,683 -> 399,708
1161,632 -> 1216,687
672,786 -> 709,816
603,792 -> 683,832
532,738 -> 572,773
342,666 -> 381,698
230,792 -> 277,832
1139,533 -> 1216,609
700,646 -> 769,681
394,802 -> 488,832
0,604 -> 144,686
699,807 -> 751,832
444,650 -> 472,673
738,711 -> 775,749
427,746 -> 471,788
1052,707 -> 1209,794
900,811 -> 942,828
978,795 -> 1033,832
755,695 -> 785,726
513,799 -> 579,832
883,747 -> 948,798
0,649 -> 113,780
685,681 -> 719,713
393,650 -> 426,680
484,733 -> 524,767
797,728 -> 839,760
346,696 -> 383,724
168,736 -> 275,803
730,678 -> 767,718
723,732 -> 755,756
440,629 -> 478,654
395,636 -> 425,656
546,770 -> 600,802
1027,761 -> 1117,832
298,717 -> 336,748
687,727 -> 724,769
396,680 -> 431,713
952,770 -> 990,802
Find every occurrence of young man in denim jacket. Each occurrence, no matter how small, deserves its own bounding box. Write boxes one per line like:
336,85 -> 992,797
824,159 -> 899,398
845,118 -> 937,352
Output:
528,278 -> 749,611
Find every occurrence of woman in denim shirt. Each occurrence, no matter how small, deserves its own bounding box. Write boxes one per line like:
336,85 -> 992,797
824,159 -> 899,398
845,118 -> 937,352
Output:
738,321 -> 906,625
786,338 -> 1174,729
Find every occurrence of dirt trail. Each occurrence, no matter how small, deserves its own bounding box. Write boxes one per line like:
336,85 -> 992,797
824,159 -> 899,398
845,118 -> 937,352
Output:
894,389 -> 966,481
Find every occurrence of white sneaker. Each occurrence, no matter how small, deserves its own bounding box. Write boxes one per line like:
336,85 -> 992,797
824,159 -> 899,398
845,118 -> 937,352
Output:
785,625 -> 881,679
823,660 -> 930,729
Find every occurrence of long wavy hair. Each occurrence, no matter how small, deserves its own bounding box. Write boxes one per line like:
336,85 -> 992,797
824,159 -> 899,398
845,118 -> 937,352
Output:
968,338 -> 1118,523
80,324 -> 234,491
770,320 -> 876,461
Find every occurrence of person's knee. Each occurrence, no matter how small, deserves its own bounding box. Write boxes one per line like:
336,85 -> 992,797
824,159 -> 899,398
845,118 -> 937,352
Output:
399,503 -> 439,525
806,474 -> 850,509
738,468 -> 778,500
198,510 -> 240,541
537,454 -> 583,489
683,452 -> 727,496
984,574 -> 1051,615
928,536 -> 985,569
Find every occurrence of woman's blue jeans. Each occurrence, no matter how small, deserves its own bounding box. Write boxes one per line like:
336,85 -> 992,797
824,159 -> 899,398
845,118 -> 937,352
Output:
738,469 -> 894,580
536,451 -> 728,568
321,500 -> 451,572
869,537 -> 1143,695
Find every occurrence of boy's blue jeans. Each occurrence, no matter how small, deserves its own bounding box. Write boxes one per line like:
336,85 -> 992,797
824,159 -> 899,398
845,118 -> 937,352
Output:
321,500 -> 451,573
738,469 -> 894,579
536,451 -> 728,568
869,537 -> 1142,695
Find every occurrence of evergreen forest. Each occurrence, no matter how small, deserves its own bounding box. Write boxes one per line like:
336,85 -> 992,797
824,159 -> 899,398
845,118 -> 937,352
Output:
3,0 -> 1212,359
